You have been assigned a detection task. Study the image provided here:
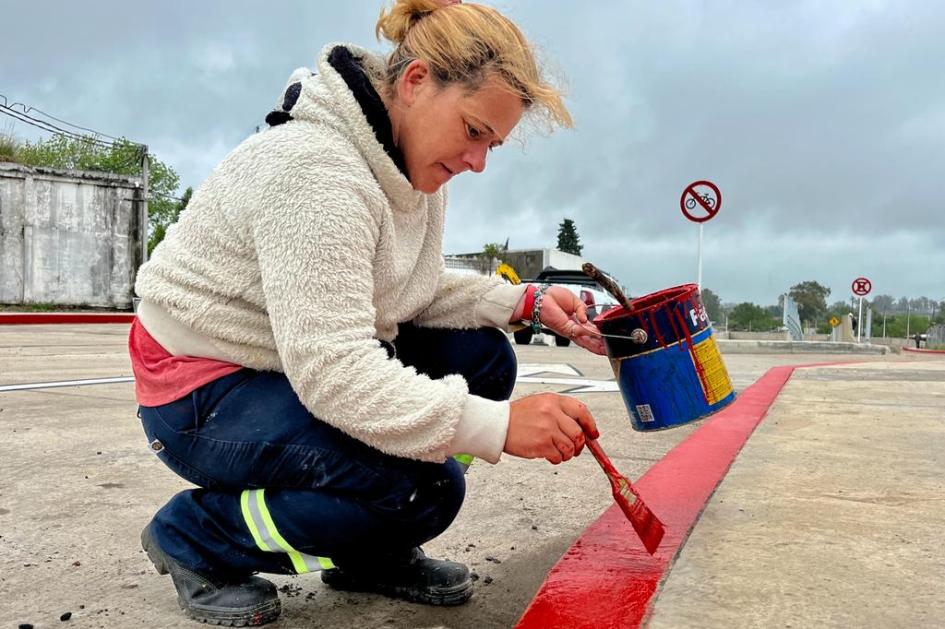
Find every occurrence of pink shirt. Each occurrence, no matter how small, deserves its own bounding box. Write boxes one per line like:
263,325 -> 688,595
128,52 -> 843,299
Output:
128,318 -> 243,406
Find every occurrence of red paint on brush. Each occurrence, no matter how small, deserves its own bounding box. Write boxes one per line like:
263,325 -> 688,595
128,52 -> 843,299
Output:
0,313 -> 135,325
585,438 -> 664,555
516,365 -> 798,629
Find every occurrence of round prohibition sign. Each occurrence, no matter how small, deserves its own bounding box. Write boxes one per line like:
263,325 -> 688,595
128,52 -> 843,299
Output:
852,277 -> 872,296
680,180 -> 722,223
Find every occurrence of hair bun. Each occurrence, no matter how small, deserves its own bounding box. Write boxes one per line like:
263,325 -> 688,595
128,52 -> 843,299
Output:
376,0 -> 446,45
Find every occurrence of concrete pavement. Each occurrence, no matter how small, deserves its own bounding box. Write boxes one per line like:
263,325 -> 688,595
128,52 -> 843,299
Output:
1,322 -> 935,628
517,355 -> 944,629
647,359 -> 945,628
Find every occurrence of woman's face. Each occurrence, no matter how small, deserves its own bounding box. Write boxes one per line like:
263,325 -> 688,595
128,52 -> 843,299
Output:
392,62 -> 525,194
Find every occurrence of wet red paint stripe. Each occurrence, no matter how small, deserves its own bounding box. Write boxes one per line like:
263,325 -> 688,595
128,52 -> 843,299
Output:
0,313 -> 135,325
516,365 -> 797,629
902,347 -> 945,355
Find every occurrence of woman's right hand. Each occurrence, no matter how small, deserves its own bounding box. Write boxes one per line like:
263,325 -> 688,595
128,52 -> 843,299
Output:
505,393 -> 599,464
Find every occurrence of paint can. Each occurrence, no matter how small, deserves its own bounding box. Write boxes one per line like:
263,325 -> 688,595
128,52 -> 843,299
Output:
593,283 -> 735,431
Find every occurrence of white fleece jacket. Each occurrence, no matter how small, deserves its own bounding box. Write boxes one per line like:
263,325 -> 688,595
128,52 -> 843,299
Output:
135,44 -> 527,464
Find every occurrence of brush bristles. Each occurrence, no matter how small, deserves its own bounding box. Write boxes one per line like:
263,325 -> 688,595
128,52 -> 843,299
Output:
613,482 -> 666,554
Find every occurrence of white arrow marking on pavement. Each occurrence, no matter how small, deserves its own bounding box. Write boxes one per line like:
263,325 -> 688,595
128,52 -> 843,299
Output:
516,375 -> 619,393
517,363 -> 582,377
0,376 -> 135,392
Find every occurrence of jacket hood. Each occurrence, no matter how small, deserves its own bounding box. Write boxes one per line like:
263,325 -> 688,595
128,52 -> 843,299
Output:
265,44 -> 425,212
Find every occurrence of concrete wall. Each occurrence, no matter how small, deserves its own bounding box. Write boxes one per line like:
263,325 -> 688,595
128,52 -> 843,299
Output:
715,330 -> 831,342
0,162 -> 142,308
546,249 -> 585,271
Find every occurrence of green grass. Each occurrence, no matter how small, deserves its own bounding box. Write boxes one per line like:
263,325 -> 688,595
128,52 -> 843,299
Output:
1,302 -> 63,312
0,132 -> 19,163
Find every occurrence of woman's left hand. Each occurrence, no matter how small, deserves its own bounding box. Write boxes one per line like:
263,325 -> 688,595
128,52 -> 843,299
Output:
539,286 -> 607,355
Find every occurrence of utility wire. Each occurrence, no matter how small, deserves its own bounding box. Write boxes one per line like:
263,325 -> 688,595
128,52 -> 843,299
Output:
0,105 -> 115,148
12,103 -> 124,142
0,93 -> 145,149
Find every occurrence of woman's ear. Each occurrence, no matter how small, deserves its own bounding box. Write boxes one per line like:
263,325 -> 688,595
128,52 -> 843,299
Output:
397,59 -> 432,107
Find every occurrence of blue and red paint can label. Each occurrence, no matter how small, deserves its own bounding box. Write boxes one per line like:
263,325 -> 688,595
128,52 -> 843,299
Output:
594,284 -> 735,431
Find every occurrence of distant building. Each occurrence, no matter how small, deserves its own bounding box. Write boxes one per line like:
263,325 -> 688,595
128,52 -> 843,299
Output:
444,248 -> 586,280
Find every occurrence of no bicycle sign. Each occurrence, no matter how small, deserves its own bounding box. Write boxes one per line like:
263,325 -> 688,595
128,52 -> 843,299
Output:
852,277 -> 872,296
680,180 -> 722,223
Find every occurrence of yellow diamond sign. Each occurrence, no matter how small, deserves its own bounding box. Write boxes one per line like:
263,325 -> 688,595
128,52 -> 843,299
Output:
829,316 -> 840,327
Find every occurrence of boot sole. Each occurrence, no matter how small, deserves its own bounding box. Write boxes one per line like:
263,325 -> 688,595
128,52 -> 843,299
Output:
181,600 -> 282,627
322,571 -> 474,606
141,524 -> 282,626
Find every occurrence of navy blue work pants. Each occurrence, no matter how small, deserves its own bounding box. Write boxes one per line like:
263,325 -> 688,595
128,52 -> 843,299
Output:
139,325 -> 517,578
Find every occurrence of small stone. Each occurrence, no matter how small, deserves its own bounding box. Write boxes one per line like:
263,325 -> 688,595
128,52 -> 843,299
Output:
73,560 -> 81,566
96,451 -> 102,455
470,572 -> 479,582
483,576 -> 493,584
19,624 -> 34,629
60,611 -> 73,621
79,605 -> 85,609
510,546 -> 515,551
531,525 -> 538,531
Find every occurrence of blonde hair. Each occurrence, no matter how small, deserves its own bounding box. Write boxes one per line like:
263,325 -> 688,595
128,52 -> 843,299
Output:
375,0 -> 573,129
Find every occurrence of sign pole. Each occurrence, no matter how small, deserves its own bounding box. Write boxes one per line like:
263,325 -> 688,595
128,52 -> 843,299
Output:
851,277 -> 871,343
697,223 -> 704,290
857,296 -> 863,342
680,180 -> 721,293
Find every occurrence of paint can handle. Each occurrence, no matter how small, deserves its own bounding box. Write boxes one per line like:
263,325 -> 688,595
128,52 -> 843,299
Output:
582,263 -> 633,313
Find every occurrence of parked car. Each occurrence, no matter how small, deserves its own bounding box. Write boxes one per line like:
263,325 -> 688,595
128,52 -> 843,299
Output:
514,269 -> 621,347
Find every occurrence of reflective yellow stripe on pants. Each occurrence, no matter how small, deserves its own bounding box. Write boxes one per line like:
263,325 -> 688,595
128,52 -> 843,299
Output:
240,489 -> 334,574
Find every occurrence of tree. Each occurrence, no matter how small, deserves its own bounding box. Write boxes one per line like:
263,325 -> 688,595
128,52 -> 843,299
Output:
12,134 -> 181,256
700,288 -> 723,323
871,294 -> 895,314
480,242 -> 508,273
149,186 -> 192,254
556,218 -> 583,255
728,302 -> 779,331
789,280 -> 831,326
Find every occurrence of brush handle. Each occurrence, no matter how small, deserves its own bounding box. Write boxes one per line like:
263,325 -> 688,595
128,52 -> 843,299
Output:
585,438 -> 622,480
582,262 -> 633,313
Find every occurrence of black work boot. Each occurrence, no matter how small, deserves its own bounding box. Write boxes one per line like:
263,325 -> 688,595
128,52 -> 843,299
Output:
321,547 -> 473,606
141,523 -> 281,626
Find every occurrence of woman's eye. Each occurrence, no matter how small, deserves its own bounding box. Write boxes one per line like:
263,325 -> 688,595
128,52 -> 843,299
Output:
467,124 -> 480,139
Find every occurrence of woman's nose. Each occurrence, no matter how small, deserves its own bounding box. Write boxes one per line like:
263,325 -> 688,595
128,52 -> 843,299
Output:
462,144 -> 488,174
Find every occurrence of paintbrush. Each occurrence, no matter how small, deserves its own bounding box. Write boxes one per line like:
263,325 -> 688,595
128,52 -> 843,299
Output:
582,262 -> 633,313
584,436 -> 665,554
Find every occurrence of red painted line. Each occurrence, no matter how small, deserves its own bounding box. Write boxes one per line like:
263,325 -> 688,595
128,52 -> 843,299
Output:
516,365 -> 797,629
0,313 -> 135,325
903,347 -> 945,354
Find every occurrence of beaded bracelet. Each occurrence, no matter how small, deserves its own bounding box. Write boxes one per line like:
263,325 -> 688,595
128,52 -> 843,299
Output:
531,284 -> 551,333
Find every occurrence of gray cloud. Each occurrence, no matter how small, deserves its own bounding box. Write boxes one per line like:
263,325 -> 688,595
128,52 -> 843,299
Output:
3,0 -> 943,304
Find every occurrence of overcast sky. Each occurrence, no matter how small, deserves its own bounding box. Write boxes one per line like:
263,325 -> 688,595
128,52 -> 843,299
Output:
3,1 -> 943,305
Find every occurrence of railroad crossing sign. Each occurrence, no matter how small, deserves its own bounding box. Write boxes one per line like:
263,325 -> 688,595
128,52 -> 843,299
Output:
829,316 -> 840,327
852,277 -> 872,296
680,180 -> 722,223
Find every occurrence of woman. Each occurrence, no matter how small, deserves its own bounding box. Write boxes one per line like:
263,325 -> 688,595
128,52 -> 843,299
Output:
132,0 -> 604,624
